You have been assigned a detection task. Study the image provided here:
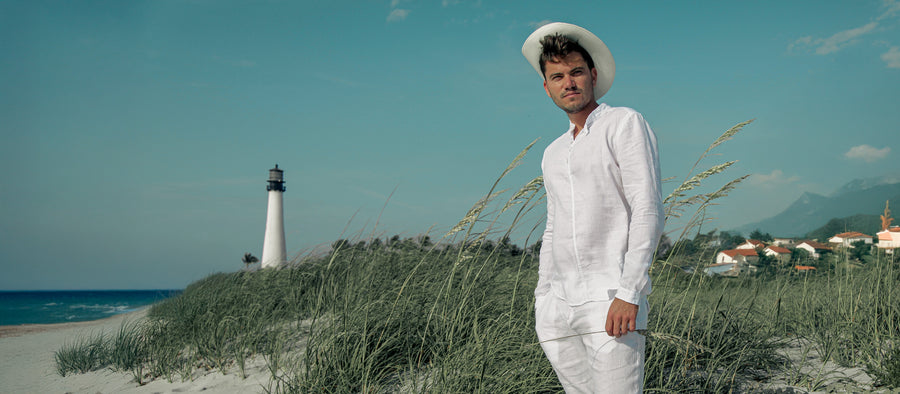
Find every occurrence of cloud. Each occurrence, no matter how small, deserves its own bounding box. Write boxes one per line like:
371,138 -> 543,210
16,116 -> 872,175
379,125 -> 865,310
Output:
877,0 -> 900,20
789,0 -> 900,57
882,46 -> 900,68
387,8 -> 410,22
845,145 -> 891,162
529,20 -> 553,29
817,22 -> 879,54
791,21 -> 880,55
748,170 -> 800,187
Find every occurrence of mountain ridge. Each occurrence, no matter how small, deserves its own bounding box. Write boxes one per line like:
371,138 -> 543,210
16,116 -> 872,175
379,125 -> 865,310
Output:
732,174 -> 899,237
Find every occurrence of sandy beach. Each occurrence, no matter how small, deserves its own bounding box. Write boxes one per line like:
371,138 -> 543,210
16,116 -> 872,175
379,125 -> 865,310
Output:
1,309 -> 893,393
0,309 -> 273,394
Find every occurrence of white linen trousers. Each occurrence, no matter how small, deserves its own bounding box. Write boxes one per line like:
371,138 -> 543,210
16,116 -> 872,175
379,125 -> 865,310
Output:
535,293 -> 647,393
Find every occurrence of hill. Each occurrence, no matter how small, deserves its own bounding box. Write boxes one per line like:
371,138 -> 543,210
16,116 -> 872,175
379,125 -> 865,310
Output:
804,214 -> 882,241
733,174 -> 900,237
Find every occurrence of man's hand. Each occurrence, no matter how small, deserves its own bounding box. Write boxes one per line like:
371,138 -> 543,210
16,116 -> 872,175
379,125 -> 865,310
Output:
605,298 -> 638,337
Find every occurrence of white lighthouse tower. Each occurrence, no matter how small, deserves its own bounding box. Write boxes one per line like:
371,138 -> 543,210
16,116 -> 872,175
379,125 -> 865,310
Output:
261,164 -> 287,268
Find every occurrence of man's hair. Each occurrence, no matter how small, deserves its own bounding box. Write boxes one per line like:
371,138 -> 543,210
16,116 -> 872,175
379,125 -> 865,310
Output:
539,33 -> 595,77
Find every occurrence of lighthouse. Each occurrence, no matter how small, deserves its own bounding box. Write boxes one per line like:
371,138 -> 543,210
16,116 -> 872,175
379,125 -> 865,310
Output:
261,165 -> 287,268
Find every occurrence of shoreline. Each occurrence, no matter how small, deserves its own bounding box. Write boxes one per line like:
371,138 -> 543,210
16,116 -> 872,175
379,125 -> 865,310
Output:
0,308 -> 271,393
0,308 -> 150,338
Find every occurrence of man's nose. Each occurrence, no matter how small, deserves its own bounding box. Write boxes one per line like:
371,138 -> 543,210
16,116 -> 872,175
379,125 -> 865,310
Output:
564,75 -> 577,88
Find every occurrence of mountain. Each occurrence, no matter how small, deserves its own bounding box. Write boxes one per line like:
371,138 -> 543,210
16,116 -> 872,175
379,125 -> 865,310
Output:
830,174 -> 900,197
804,214 -> 882,241
733,175 -> 900,237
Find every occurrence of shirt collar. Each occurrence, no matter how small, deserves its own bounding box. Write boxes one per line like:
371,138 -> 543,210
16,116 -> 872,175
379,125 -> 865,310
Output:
567,103 -> 609,138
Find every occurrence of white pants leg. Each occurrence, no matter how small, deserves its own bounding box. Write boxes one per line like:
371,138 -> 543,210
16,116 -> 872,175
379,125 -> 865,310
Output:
535,293 -> 645,394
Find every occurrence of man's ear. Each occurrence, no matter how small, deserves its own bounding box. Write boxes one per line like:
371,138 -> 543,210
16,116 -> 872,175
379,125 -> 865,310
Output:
591,68 -> 598,87
543,80 -> 551,98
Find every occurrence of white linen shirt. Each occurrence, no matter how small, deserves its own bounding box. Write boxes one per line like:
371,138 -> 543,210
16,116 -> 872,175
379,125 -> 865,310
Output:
538,103 -> 664,307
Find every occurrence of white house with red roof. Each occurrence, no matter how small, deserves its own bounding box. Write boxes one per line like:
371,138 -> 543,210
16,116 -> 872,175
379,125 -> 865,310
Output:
796,241 -> 832,259
708,249 -> 759,276
764,245 -> 792,262
736,239 -> 766,250
716,248 -> 759,264
876,226 -> 900,254
828,232 -> 873,247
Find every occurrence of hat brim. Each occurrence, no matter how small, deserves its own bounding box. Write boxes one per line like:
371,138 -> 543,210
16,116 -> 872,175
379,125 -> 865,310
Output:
522,22 -> 615,100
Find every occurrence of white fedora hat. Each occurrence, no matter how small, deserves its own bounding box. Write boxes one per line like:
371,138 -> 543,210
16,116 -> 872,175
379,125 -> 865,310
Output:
522,22 -> 615,100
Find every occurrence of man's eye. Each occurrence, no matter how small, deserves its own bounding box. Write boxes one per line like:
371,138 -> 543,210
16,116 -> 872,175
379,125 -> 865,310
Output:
572,70 -> 583,76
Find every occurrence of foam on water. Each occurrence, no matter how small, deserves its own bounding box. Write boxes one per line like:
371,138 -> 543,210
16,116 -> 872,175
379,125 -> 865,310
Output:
0,290 -> 181,325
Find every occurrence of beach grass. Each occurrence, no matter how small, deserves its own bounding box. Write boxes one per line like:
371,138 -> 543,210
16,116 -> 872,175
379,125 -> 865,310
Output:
54,121 -> 900,392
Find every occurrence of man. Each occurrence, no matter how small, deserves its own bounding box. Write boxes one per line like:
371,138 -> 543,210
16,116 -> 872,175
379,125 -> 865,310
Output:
521,22 -> 664,393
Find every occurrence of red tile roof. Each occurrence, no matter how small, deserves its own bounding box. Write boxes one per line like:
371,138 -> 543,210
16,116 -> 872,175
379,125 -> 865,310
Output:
722,249 -> 758,257
833,231 -> 872,239
766,246 -> 791,254
799,240 -> 831,250
794,265 -> 817,271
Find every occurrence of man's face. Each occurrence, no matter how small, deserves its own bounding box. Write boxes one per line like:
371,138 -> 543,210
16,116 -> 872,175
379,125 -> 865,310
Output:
542,52 -> 597,114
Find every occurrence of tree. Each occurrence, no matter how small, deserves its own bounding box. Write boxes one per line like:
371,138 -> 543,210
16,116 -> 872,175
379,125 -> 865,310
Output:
529,240 -> 543,255
388,235 -> 401,248
241,253 -> 259,269
791,247 -> 811,264
718,231 -> 744,250
850,240 -> 871,261
331,239 -> 349,253
749,229 -> 773,242
754,246 -> 775,275
655,234 -> 672,260
418,235 -> 432,248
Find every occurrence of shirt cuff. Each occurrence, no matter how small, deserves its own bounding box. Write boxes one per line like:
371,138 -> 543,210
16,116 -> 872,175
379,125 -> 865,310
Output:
615,288 -> 640,305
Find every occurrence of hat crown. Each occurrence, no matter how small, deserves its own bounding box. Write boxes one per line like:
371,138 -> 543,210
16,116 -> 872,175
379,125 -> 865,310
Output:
522,22 -> 615,99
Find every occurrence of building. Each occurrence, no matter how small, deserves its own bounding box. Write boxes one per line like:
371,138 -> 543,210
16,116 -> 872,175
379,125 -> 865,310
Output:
261,165 -> 287,268
704,263 -> 739,276
796,241 -> 832,259
716,248 -> 759,265
736,239 -> 766,250
764,245 -> 792,262
876,226 -> 900,254
772,238 -> 795,247
828,232 -> 873,248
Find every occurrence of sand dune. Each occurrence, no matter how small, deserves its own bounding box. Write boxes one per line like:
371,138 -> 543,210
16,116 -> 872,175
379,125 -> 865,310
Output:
0,310 -> 273,394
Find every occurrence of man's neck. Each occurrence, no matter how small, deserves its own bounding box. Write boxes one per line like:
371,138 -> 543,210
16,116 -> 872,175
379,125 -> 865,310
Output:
568,101 -> 599,139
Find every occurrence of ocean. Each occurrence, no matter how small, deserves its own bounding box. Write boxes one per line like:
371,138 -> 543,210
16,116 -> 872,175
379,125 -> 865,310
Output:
0,290 -> 181,326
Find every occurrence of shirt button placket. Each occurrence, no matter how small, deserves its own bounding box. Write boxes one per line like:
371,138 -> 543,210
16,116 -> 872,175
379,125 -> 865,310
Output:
567,138 -> 584,278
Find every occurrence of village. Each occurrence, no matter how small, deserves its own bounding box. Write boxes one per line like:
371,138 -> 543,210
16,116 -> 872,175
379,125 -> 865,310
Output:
704,202 -> 900,276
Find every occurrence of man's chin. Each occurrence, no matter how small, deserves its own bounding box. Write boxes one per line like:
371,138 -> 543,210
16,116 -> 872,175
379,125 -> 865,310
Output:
560,103 -> 589,114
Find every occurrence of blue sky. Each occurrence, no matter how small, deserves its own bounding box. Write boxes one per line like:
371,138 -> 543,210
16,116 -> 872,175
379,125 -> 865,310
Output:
2,1 -> 898,290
